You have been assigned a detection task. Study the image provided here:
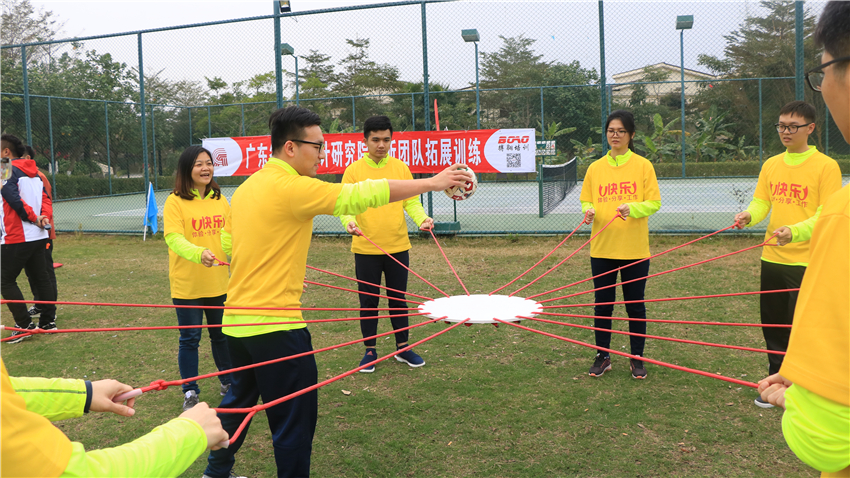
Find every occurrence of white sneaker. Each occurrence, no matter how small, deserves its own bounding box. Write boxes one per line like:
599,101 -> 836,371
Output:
202,473 -> 246,478
182,390 -> 199,411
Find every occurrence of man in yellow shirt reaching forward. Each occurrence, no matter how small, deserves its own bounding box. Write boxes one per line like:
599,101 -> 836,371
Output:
340,116 -> 433,373
205,106 -> 470,478
733,100 -> 841,408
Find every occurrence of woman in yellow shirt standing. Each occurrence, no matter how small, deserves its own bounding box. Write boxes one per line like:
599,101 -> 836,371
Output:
579,110 -> 661,379
164,146 -> 233,411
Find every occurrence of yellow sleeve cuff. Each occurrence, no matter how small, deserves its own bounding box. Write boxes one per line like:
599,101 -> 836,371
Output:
220,229 -> 232,257
164,232 -> 205,264
627,199 -> 661,219
581,201 -> 594,213
403,196 -> 429,227
782,385 -> 850,473
788,205 -> 821,243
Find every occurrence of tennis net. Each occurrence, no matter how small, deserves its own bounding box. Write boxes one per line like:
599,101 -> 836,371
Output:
538,158 -> 578,217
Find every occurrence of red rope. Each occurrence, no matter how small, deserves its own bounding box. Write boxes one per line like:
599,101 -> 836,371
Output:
491,212 -> 590,295
358,231 -> 450,298
130,317 -> 444,394
0,300 -> 416,312
218,318 -> 469,443
429,229 -> 470,295
540,288 -> 800,309
0,313 -> 430,342
524,316 -> 785,355
527,223 -> 740,300
536,234 -> 778,304
498,317 -> 758,388
509,213 -> 625,297
306,265 -> 434,301
538,311 -> 792,328
304,279 -> 424,305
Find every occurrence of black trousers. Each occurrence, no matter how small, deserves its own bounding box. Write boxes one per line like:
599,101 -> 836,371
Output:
590,257 -> 650,357
205,329 -> 318,478
355,251 -> 410,347
1,239 -> 56,327
28,239 -> 57,303
760,260 -> 805,375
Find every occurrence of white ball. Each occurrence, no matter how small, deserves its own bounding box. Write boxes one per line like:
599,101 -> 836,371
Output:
444,166 -> 477,201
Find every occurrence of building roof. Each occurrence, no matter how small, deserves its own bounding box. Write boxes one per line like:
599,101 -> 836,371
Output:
611,62 -> 716,81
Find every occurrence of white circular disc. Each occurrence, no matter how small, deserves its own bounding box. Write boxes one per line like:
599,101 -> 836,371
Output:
419,294 -> 541,324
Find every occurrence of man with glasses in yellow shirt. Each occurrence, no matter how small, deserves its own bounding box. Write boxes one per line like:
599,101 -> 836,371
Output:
733,100 -> 841,408
757,2 -> 850,476
205,106 -> 470,478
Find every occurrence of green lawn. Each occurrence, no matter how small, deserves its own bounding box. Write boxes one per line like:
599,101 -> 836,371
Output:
0,234 -> 814,477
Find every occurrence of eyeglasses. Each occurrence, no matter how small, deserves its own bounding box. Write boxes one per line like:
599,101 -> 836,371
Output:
805,55 -> 850,92
289,139 -> 325,152
775,123 -> 813,134
606,129 -> 629,137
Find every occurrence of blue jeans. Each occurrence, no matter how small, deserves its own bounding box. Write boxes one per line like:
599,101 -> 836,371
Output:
205,328 -> 318,478
173,295 -> 232,395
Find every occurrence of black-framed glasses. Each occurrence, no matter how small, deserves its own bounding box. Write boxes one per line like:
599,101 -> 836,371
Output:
606,129 -> 629,137
805,55 -> 850,92
289,139 -> 325,152
775,123 -> 813,134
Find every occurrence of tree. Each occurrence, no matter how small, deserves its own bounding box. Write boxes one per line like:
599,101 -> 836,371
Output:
694,0 -> 822,155
0,0 -> 65,65
543,61 -> 600,156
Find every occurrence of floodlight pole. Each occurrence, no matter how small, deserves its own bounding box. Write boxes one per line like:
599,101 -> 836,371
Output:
676,15 -> 693,179
680,29 -> 686,178
475,41 -> 480,129
795,1 -> 804,101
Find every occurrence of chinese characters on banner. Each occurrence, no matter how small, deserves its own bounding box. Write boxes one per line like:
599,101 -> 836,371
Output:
202,129 -> 536,176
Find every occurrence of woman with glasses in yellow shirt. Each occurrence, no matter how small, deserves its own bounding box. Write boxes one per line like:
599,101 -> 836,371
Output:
579,110 -> 661,380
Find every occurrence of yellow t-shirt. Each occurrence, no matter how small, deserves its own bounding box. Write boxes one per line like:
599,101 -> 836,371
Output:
341,154 -> 427,255
163,191 -> 230,299
779,185 -> 849,406
0,360 -> 74,478
223,158 -> 343,337
579,151 -> 661,259
752,150 -> 842,265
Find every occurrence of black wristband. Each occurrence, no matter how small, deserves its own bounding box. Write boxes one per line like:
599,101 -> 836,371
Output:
83,381 -> 93,413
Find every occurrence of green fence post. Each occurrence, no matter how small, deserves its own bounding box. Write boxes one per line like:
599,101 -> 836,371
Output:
48,97 -> 56,197
188,107 -> 192,145
351,97 -> 355,129
825,105 -> 830,156
274,1 -> 283,110
105,101 -> 112,195
241,104 -> 246,136
598,1 -> 607,155
795,1 -> 804,101
138,33 -> 150,190
151,104 -> 158,190
758,79 -> 763,166
538,162 -> 544,218
421,1 -> 432,217
22,46 -> 32,146
207,105 -> 212,140
540,87 -> 544,140
411,93 -> 415,130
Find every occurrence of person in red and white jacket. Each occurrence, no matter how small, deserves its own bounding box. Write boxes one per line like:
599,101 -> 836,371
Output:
0,134 -> 57,343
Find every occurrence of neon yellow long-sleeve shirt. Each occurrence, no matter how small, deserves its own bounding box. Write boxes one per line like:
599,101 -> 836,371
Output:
0,359 -> 208,478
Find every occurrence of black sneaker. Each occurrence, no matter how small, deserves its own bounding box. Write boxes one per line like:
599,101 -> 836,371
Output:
588,353 -> 611,377
754,396 -> 775,409
359,348 -> 377,373
8,323 -> 37,344
37,322 -> 58,332
220,383 -> 231,396
630,357 -> 647,379
27,305 -> 41,317
183,390 -> 199,411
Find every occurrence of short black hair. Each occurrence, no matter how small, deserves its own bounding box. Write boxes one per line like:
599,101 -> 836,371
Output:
779,100 -> 817,124
363,115 -> 393,139
24,145 -> 36,159
269,106 -> 322,153
1,134 -> 24,158
814,2 -> 850,76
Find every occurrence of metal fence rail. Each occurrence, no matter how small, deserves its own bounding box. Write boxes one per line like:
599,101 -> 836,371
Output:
2,0 -> 846,235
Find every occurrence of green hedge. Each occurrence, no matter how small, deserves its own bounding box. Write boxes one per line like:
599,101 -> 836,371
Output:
52,175 -> 250,200
578,159 -> 850,179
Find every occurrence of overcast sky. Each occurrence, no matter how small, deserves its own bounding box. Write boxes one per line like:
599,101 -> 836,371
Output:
30,0 -> 827,97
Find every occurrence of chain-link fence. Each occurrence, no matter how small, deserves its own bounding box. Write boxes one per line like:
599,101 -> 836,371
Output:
1,0 -> 846,235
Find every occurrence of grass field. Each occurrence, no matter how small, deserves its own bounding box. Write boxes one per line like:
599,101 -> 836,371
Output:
0,234 -> 817,477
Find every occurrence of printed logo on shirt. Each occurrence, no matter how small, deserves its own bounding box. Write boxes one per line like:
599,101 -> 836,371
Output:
597,181 -> 638,203
770,182 -> 810,207
191,215 -> 225,238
